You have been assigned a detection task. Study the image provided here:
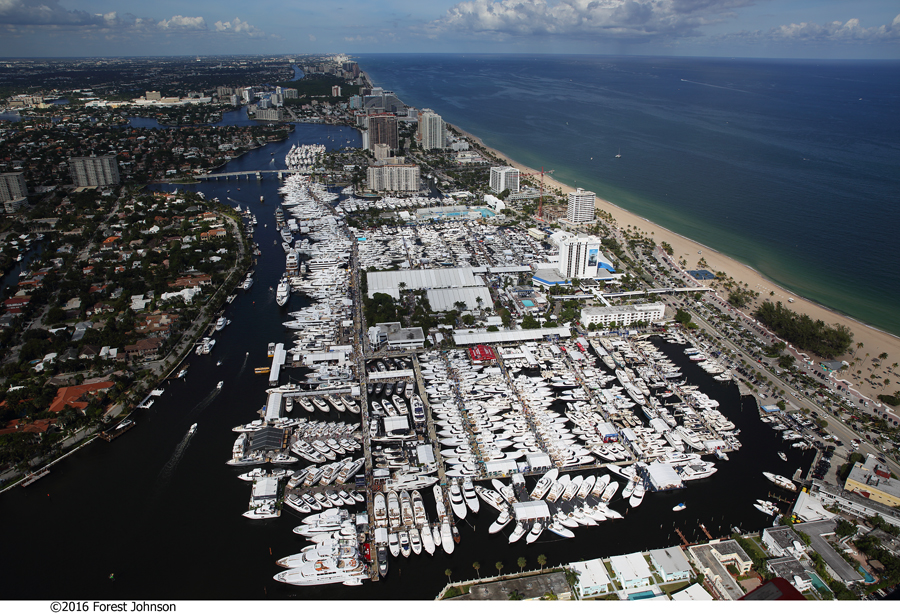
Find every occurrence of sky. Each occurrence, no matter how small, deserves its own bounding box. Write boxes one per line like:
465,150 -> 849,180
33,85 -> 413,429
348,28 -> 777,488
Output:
0,0 -> 898,59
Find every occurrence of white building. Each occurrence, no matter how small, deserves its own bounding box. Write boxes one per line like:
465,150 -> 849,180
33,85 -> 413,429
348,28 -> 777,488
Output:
609,552 -> 654,590
580,303 -> 665,328
367,163 -> 420,193
417,108 -> 446,150
489,166 -> 519,194
0,172 -> 27,202
69,155 -> 120,187
558,235 -> 610,279
567,187 -> 596,223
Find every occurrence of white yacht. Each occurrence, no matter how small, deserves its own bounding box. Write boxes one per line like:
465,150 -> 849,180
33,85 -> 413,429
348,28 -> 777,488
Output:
275,278 -> 290,307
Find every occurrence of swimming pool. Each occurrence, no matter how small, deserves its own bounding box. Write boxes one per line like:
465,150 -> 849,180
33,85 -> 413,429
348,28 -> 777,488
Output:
522,299 -> 535,307
628,591 -> 656,600
859,566 -> 876,584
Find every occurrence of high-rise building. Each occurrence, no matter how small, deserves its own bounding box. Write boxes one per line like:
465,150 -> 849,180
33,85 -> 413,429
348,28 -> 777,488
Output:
417,108 -> 446,151
489,166 -> 520,194
558,235 -> 603,279
373,143 -> 391,161
0,172 -> 28,202
367,163 -> 420,193
566,188 -> 596,224
69,155 -> 120,187
331,85 -> 342,97
368,114 -> 398,153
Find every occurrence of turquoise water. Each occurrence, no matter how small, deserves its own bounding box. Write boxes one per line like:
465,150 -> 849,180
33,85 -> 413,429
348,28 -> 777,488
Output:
359,54 -> 900,337
860,566 -> 876,583
522,299 -> 535,307
628,590 -> 657,600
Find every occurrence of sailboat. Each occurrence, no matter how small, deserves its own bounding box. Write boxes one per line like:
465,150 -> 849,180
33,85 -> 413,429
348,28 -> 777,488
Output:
615,148 -> 622,158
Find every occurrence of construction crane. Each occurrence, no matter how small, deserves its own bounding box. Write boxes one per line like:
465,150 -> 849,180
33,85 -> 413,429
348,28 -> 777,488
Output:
519,166 -> 554,220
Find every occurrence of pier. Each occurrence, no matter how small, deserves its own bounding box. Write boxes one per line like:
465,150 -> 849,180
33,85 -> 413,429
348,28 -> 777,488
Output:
196,169 -> 305,180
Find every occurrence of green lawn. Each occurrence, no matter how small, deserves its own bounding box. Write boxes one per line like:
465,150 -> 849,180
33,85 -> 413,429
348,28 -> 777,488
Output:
659,581 -> 691,598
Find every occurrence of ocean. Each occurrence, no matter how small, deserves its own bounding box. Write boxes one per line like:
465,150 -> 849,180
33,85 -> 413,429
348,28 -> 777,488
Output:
358,54 -> 900,337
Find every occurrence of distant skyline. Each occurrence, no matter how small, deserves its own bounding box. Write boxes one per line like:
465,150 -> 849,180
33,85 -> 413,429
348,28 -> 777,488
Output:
0,1 -> 898,59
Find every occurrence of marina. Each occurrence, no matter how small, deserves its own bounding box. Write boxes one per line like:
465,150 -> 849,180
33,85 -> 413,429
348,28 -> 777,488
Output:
0,123 -> 817,599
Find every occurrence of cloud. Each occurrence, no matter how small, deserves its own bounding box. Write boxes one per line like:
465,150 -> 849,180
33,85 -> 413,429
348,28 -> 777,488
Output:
426,0 -> 756,41
158,15 -> 207,30
0,1 -> 266,38
213,17 -> 265,37
0,0 -> 106,26
308,34 -> 316,42
722,13 -> 900,45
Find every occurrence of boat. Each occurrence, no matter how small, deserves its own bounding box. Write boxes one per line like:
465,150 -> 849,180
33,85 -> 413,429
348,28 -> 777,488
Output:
188,423 -> 198,435
216,381 -> 223,389
440,521 -> 454,554
525,521 -> 544,545
529,468 -> 558,500
629,483 -> 645,508
273,557 -> 367,586
508,523 -> 527,544
398,530 -> 410,558
215,316 -> 227,331
762,471 -> 797,492
448,482 -> 467,520
409,527 -> 423,556
388,531 -> 400,557
673,503 -> 686,512
421,522 -> 436,555
778,452 -> 787,461
276,278 -> 290,307
489,509 -> 512,534
462,478 -> 480,514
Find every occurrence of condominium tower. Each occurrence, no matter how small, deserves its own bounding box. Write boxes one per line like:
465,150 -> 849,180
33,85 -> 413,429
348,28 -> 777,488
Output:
489,166 -> 519,194
69,155 -> 120,187
566,188 -> 596,224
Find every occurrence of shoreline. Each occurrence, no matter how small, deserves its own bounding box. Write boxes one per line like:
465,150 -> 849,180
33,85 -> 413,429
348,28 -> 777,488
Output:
452,124 -> 900,405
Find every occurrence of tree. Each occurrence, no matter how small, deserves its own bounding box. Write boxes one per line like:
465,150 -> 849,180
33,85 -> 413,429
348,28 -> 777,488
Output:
496,561 -> 504,576
473,561 -> 481,579
537,554 -> 547,572
517,557 -> 527,572
445,568 -> 453,583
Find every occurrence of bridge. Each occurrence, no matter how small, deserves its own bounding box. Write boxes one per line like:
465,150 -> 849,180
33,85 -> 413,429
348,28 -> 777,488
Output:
196,169 -> 306,180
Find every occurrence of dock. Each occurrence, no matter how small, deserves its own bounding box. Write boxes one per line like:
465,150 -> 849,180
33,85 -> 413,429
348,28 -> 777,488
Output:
20,468 -> 50,487
98,420 -> 136,441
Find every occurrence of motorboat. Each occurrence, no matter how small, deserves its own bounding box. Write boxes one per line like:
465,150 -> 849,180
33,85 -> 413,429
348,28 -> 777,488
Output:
462,478 -> 480,514
529,468 -> 558,500
488,509 -> 512,534
525,521 -> 544,545
507,523 -> 526,544
629,483 -> 645,508
449,481 -> 467,520
673,503 -> 686,512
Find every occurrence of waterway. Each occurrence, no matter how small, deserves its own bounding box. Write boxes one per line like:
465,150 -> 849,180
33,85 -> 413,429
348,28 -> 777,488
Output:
1,121 -> 814,599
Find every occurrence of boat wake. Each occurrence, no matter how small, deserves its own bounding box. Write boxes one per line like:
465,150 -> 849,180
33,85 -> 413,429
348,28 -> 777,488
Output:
679,78 -> 751,94
185,386 -> 221,420
152,429 -> 195,495
237,351 -> 249,378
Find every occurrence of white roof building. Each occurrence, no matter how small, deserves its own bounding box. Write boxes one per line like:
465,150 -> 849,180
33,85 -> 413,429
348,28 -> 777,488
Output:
610,552 -> 654,589
570,559 -> 613,598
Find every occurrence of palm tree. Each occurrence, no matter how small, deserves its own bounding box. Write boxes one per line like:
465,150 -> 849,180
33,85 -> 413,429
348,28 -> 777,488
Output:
496,561 -> 504,576
537,554 -> 547,572
892,363 -> 898,375
445,568 -> 453,583
473,561 -> 481,579
854,342 -> 864,358
517,557 -> 527,572
883,378 -> 890,390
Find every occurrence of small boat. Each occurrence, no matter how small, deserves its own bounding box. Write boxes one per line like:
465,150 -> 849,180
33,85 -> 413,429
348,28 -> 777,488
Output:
525,521 -> 544,545
673,503 -> 686,512
508,522 -> 526,544
217,381 -> 224,389
778,452 -> 787,461
398,530 -> 410,558
388,531 -> 400,557
189,423 -> 198,434
216,360 -> 222,366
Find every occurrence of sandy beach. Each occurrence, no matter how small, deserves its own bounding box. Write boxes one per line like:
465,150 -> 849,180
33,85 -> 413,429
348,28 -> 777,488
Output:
454,126 -> 900,407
